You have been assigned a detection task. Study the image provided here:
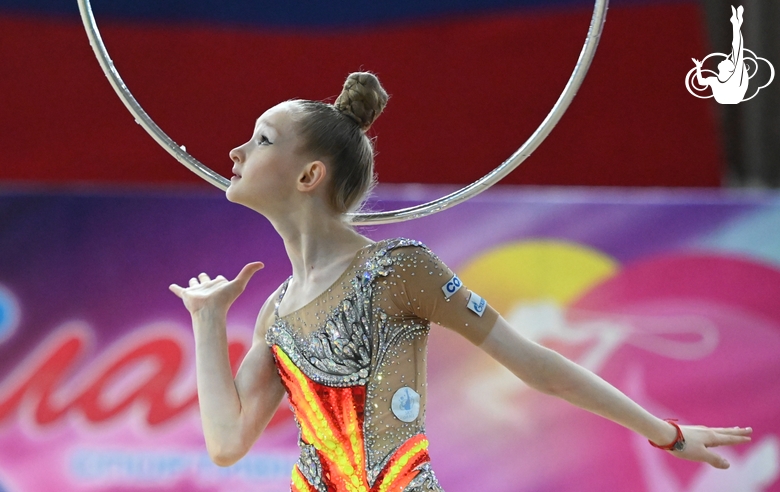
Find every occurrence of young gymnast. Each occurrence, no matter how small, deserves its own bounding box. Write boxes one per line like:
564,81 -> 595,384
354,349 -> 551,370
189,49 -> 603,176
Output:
169,72 -> 752,491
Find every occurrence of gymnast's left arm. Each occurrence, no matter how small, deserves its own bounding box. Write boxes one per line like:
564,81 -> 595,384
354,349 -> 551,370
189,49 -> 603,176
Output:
391,245 -> 752,470
477,314 -> 751,469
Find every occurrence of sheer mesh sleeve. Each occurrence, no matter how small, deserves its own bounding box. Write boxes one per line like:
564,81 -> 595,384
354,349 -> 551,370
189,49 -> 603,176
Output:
384,245 -> 499,345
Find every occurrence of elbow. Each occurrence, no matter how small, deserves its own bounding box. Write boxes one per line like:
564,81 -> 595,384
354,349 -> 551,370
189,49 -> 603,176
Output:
204,412 -> 274,466
211,454 -> 237,468
525,376 -> 563,398
527,376 -> 578,400
207,441 -> 250,467
540,377 -> 577,400
524,350 -> 579,398
209,449 -> 243,467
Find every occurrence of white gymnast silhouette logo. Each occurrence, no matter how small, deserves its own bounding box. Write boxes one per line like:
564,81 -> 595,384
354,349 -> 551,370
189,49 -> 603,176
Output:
685,5 -> 774,104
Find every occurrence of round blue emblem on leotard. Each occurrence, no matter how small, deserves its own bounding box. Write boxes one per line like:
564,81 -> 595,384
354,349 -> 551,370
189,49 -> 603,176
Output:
391,386 -> 421,423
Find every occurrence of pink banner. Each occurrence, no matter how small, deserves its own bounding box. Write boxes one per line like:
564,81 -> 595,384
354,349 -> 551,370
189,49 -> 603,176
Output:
0,186 -> 778,491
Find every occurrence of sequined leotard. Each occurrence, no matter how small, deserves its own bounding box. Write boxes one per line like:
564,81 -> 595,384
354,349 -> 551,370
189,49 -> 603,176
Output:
266,238 -> 497,492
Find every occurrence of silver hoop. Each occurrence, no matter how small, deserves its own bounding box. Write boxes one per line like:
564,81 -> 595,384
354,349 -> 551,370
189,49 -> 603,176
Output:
77,0 -> 609,225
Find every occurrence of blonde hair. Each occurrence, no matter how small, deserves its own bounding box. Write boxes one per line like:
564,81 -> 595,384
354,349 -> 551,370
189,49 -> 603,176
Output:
294,72 -> 389,214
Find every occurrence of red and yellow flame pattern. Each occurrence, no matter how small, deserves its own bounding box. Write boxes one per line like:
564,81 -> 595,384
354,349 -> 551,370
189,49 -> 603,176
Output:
273,346 -> 431,492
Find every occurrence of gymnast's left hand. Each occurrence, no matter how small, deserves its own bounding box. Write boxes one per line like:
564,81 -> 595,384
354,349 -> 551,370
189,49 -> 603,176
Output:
168,262 -> 264,318
668,424 -> 752,469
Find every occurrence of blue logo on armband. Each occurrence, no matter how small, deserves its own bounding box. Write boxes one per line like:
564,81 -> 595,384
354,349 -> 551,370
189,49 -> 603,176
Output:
467,292 -> 487,317
441,274 -> 463,298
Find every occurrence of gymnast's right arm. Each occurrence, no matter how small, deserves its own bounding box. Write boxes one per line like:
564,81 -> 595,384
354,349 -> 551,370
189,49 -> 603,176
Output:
169,262 -> 286,467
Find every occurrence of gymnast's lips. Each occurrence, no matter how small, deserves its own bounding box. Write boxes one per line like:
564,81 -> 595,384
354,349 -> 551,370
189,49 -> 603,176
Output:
231,166 -> 242,179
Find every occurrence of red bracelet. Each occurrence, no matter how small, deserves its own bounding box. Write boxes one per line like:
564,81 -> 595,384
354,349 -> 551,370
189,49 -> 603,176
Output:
649,419 -> 686,451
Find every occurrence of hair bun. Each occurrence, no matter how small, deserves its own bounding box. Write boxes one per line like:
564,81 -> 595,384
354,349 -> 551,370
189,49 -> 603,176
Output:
334,72 -> 389,131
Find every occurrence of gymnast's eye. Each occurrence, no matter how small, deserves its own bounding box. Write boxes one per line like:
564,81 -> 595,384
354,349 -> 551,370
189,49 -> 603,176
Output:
257,135 -> 272,146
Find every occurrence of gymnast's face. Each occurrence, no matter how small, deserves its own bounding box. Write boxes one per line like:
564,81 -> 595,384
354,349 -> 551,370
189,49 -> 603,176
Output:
226,101 -> 312,212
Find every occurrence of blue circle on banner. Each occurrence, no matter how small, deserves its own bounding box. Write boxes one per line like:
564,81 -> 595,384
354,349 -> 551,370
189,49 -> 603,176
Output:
0,285 -> 20,344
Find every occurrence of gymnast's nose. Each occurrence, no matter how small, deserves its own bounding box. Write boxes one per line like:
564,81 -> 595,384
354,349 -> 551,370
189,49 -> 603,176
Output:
229,145 -> 244,163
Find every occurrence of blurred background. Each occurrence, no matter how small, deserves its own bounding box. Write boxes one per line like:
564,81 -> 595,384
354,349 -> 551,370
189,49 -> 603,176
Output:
0,0 -> 779,491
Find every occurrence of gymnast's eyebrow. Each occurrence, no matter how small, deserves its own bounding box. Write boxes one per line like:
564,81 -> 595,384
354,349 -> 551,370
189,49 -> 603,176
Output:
254,117 -> 278,131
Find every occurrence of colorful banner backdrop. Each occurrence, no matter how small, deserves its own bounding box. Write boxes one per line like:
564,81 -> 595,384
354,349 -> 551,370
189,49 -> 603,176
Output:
0,185 -> 778,492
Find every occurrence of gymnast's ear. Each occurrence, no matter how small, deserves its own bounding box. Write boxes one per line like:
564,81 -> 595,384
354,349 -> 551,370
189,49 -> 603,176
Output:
297,160 -> 327,193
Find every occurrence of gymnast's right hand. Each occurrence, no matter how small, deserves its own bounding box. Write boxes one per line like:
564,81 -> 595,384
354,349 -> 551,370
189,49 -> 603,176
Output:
169,262 -> 264,317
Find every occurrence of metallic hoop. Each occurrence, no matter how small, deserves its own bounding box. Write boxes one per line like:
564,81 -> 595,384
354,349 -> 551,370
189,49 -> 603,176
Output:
77,0 -> 609,225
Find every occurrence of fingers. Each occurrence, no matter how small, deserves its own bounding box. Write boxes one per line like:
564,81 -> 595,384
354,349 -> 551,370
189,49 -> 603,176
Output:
669,424 -> 753,469
233,262 -> 265,289
701,448 -> 730,469
172,263 -> 262,299
704,427 -> 752,447
708,434 -> 752,447
186,272 -> 216,288
710,426 -> 752,436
